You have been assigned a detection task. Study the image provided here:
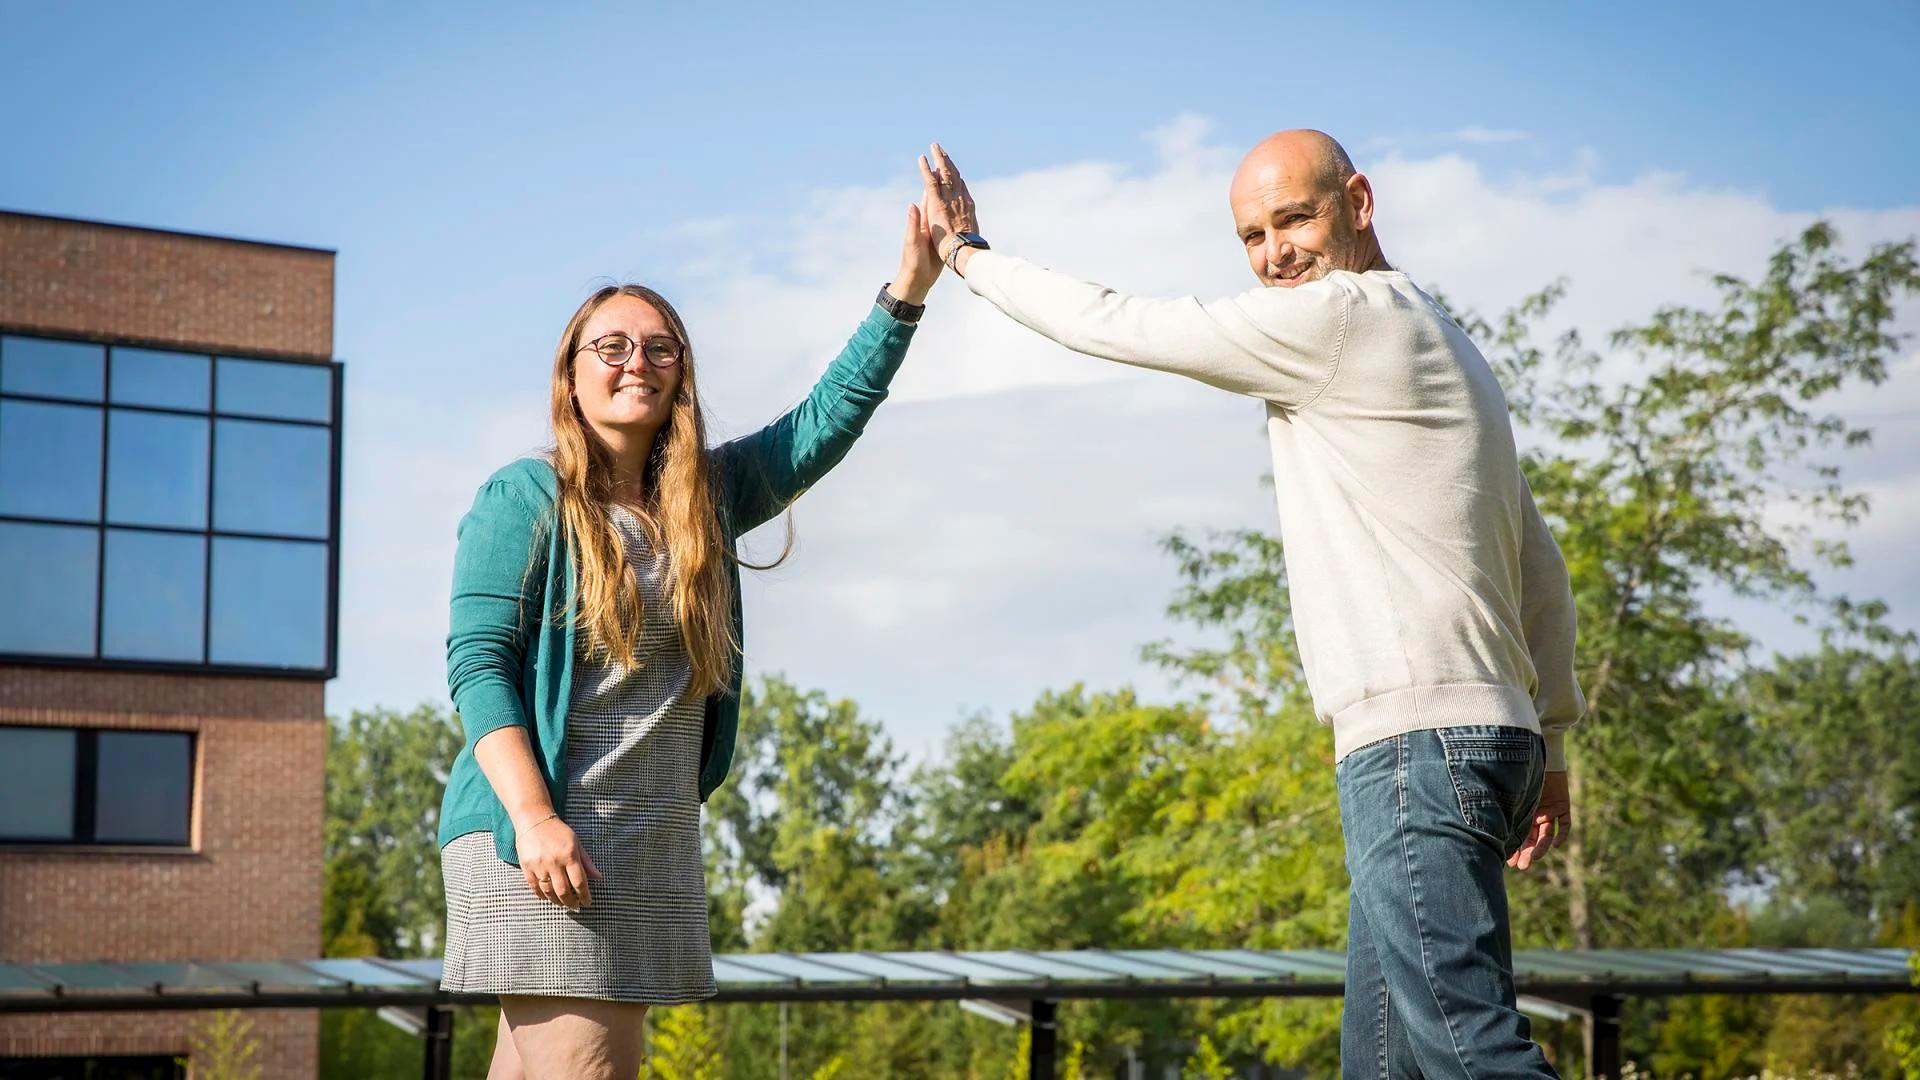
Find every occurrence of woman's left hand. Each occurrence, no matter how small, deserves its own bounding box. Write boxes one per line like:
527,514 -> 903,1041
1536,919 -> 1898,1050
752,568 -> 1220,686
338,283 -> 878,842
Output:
888,202 -> 941,306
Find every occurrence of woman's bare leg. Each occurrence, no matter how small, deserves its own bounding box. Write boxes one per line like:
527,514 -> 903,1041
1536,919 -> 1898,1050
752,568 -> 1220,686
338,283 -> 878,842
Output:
486,1007 -> 525,1080
498,994 -> 650,1080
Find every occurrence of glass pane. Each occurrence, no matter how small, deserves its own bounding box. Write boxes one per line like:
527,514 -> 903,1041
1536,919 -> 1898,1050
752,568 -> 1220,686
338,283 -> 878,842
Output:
0,727 -> 77,840
784,952 -> 964,984
213,419 -> 330,538
102,531 -> 205,662
1,336 -> 104,401
208,537 -> 327,668
0,522 -> 98,656
874,952 -> 1040,984
111,348 -> 210,411
107,410 -> 209,529
216,357 -> 331,422
719,954 -> 874,984
303,958 -> 431,987
94,731 -> 193,844
710,958 -> 797,986
0,400 -> 102,520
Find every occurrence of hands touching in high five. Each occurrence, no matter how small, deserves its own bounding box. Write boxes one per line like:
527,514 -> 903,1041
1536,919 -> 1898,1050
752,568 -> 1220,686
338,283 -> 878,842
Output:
918,142 -> 985,276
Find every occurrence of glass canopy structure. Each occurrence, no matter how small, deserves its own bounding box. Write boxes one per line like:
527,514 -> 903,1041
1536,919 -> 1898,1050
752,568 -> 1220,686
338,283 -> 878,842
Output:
3,948 -> 1912,1078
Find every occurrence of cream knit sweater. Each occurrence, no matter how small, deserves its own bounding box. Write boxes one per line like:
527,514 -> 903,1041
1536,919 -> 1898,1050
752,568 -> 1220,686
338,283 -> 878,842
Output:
963,251 -> 1585,769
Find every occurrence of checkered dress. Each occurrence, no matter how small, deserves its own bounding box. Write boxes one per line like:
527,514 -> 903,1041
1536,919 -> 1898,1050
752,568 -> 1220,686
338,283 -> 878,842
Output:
439,505 -> 716,1004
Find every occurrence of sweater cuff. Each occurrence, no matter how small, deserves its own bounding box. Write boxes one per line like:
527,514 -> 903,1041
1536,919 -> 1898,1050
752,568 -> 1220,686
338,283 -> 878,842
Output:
1543,729 -> 1568,772
865,299 -> 922,338
453,682 -> 530,745
960,248 -> 1012,295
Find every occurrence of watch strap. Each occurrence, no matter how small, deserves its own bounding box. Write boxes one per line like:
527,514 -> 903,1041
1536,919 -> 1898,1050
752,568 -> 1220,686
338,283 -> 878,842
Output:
876,284 -> 926,324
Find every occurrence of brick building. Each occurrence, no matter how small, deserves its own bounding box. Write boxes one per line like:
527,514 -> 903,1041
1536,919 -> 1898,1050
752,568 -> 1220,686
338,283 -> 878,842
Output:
0,210 -> 341,1079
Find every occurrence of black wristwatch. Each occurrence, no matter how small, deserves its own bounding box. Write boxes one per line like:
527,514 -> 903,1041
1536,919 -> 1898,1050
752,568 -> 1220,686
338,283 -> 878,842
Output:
944,231 -> 990,271
876,284 -> 926,324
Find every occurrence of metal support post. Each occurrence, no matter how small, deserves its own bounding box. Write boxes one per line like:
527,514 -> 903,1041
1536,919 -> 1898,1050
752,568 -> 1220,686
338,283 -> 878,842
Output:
1027,998 -> 1057,1079
422,1004 -> 455,1080
1588,994 -> 1623,1080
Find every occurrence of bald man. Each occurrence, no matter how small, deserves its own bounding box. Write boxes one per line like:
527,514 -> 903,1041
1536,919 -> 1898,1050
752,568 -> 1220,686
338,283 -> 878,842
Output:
920,134 -> 1584,1079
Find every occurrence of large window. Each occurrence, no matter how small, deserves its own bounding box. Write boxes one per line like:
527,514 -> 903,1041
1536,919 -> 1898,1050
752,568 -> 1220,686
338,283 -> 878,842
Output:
0,726 -> 195,847
0,333 -> 340,674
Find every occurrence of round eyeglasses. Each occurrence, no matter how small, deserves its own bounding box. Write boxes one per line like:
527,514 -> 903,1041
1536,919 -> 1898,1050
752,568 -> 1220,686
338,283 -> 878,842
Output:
578,332 -> 684,369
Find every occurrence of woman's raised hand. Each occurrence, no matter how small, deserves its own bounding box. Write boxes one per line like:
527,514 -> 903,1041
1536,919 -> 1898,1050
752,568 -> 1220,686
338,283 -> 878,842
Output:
890,200 -> 942,306
516,813 -> 602,911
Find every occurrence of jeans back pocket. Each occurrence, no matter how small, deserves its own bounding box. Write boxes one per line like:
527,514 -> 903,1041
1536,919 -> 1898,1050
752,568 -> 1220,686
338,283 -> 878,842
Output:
1436,725 -> 1542,855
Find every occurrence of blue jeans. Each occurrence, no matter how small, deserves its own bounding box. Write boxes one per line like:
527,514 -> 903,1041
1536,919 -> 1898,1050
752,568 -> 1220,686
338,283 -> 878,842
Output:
1335,724 -> 1558,1079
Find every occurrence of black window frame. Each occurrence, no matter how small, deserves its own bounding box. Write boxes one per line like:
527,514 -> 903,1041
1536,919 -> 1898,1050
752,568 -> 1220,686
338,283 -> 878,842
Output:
0,725 -> 197,848
0,327 -> 342,679
0,1056 -> 186,1080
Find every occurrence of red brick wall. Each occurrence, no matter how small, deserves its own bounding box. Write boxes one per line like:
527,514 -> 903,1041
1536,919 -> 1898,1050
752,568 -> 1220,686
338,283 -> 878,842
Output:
0,1011 -> 318,1080
0,214 -> 335,1078
0,677 -> 326,1077
0,211 -> 333,360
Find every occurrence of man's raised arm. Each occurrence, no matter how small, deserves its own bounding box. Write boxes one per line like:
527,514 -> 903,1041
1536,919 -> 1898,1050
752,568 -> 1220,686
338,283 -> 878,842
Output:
920,145 -> 1345,411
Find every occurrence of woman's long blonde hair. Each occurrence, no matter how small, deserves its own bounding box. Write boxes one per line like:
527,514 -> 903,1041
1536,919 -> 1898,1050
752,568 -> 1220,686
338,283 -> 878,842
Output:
547,284 -> 735,697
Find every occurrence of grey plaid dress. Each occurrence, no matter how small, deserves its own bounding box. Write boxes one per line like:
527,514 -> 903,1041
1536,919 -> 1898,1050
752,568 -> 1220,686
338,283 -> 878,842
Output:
439,505 -> 716,1004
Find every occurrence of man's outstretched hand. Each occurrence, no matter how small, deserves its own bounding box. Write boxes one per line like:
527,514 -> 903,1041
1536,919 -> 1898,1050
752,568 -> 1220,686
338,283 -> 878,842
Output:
1509,771 -> 1571,872
918,142 -> 981,272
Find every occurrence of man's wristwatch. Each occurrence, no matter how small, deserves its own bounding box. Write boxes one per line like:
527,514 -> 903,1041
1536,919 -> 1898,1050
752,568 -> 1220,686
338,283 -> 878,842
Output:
876,284 -> 926,324
942,231 -> 990,270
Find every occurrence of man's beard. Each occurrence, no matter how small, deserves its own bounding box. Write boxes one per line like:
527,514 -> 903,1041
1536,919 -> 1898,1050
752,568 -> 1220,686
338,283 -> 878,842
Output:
1266,231 -> 1362,286
1268,254 -> 1328,285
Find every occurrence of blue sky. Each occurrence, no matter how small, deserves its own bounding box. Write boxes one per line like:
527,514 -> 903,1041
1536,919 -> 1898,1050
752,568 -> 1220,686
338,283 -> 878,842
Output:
5,3 -> 1918,755
5,2 -> 1916,220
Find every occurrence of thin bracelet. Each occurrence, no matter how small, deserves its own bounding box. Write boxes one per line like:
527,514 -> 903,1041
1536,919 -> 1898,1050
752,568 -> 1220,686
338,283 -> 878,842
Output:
522,811 -> 558,832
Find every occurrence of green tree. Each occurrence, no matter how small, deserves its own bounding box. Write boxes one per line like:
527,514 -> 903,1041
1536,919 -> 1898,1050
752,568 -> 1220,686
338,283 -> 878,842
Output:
643,1005 -> 724,1080
1741,645 -> 1920,931
320,703 -> 496,1080
704,677 -> 955,1077
178,1010 -> 261,1080
1889,953 -> 1920,1079
1183,1035 -> 1231,1080
322,704 -> 465,957
1457,224 -> 1920,956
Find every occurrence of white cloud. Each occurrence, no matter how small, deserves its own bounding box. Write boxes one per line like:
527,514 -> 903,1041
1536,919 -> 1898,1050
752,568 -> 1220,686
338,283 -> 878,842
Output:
1454,127 -> 1532,145
325,119 -> 1920,763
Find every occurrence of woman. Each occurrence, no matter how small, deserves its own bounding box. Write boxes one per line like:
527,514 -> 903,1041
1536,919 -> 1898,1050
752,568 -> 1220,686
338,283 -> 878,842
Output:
436,204 -> 941,1079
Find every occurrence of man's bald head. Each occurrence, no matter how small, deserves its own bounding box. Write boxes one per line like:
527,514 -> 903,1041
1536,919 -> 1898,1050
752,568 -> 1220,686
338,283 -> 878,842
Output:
1229,130 -> 1386,288
1231,129 -> 1357,205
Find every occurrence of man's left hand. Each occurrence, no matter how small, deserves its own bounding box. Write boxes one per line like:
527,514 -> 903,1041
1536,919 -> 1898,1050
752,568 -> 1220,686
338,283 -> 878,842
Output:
918,142 -> 980,270
1508,770 -> 1571,872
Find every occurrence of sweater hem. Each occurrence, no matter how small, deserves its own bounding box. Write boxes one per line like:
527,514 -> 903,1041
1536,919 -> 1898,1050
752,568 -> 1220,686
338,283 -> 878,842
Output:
1331,683 -> 1539,763
439,814 -> 496,850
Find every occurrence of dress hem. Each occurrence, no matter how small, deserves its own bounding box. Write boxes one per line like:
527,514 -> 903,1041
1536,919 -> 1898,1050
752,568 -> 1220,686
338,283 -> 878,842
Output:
437,981 -> 718,1007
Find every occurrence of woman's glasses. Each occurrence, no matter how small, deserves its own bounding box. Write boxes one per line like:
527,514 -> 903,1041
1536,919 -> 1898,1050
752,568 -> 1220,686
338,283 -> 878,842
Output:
579,332 -> 684,369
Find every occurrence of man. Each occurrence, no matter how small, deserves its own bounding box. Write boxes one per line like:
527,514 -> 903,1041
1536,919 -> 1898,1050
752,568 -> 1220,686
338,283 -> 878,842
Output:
918,133 -> 1584,1079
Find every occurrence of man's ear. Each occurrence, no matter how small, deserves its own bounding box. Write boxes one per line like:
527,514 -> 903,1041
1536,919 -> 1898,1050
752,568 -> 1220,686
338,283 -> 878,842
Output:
1346,172 -> 1377,232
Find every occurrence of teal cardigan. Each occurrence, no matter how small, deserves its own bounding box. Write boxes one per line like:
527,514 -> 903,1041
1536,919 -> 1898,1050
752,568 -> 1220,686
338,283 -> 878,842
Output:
438,303 -> 917,865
